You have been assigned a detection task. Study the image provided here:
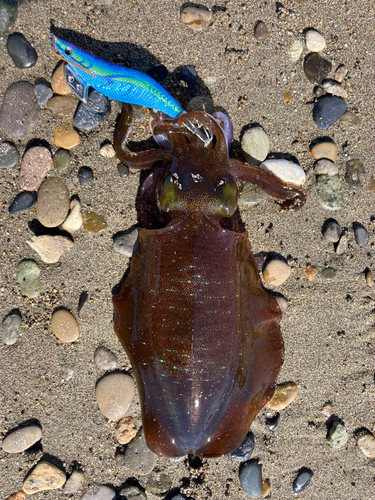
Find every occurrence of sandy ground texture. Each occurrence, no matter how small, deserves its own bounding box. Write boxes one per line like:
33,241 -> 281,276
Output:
1,0 -> 375,498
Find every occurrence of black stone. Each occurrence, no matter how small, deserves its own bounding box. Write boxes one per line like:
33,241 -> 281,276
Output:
304,52 -> 332,85
73,89 -> 111,131
293,468 -> 313,493
6,33 -> 37,68
226,430 -> 254,462
147,64 -> 168,83
313,95 -> 347,130
179,66 -> 197,85
9,191 -> 37,214
78,166 -> 94,186
265,412 -> 280,432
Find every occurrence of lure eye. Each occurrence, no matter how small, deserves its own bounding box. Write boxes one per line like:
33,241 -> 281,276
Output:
65,46 -> 72,56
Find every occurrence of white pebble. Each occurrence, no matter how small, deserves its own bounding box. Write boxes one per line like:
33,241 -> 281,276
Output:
60,199 -> 83,232
305,30 -> 326,52
94,346 -> 118,370
263,259 -> 291,286
259,159 -> 305,186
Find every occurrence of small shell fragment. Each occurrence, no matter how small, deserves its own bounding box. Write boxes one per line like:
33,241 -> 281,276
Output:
288,40 -> 303,62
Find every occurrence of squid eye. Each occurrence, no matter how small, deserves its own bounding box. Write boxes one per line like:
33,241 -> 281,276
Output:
65,46 -> 72,55
157,173 -> 184,213
214,175 -> 238,217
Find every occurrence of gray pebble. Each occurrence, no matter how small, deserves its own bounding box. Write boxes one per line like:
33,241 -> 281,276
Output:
117,163 -> 129,178
81,485 -> 116,500
313,95 -> 347,130
124,427 -> 158,475
53,149 -> 70,172
327,421 -> 348,448
2,311 -> 22,345
94,346 -> 118,370
314,159 -> 338,176
78,166 -> 94,186
226,431 -> 254,462
340,110 -> 361,127
353,222 -> 369,247
322,221 -> 342,242
345,159 -> 365,187
63,469 -> 86,494
239,459 -> 263,498
0,0 -> 18,37
0,141 -> 19,168
241,126 -> 269,163
119,485 -> 147,500
113,229 -> 139,257
321,267 -> 337,280
293,469 -> 313,493
316,174 -> 344,210
34,80 -> 53,107
168,495 -> 186,500
139,472 -> 172,494
335,234 -> 348,255
254,21 -> 269,40
239,183 -> 268,206
9,191 -> 37,214
6,32 -> 37,68
73,89 -> 111,131
16,259 -> 41,298
2,424 -> 42,452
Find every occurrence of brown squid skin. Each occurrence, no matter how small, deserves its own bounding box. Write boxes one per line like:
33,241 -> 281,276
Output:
113,105 -> 304,457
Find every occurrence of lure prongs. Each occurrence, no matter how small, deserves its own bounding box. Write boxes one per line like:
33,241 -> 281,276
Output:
182,118 -> 213,147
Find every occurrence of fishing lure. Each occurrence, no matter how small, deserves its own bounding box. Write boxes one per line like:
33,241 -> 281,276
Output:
50,34 -> 184,118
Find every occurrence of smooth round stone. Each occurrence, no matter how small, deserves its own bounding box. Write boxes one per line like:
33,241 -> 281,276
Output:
226,430 -> 254,462
288,39 -> 303,62
186,95 -> 215,114
94,346 -> 118,370
63,470 -> 86,495
268,382 -> 298,410
180,5 -> 213,32
140,472 -> 172,494
239,459 -> 263,498
83,211 -> 108,233
179,65 -> 197,85
316,175 -> 344,210
23,461 -> 66,494
19,146 -> 53,191
117,163 -> 129,178
357,433 -> 375,458
78,166 -> 94,186
124,427 -> 158,475
322,221 -> 342,242
119,485 -> 147,500
314,85 -> 326,98
51,310 -> 80,343
9,191 -> 37,214
53,123 -> 80,150
345,159 -> 365,187
335,234 -> 348,255
113,229 -> 139,257
0,81 -> 40,140
265,412 -> 280,432
73,89 -> 111,131
260,159 -> 305,186
51,64 -> 72,95
6,33 -> 37,68
334,64 -> 348,83
314,159 -> 338,176
16,259 -> 41,298
2,311 -> 22,345
313,95 -> 347,129
322,78 -> 348,99
2,425 -> 42,453
293,469 -> 313,493
147,64 -> 168,83
47,95 -> 78,116
34,80 -> 53,107
116,416 -> 137,445
96,372 -> 135,421
305,30 -> 326,52
353,222 -> 369,247
60,199 -> 83,232
321,267 -> 337,280
340,110 -> 361,127
0,141 -> 19,168
0,0 -> 18,37
37,177 -> 69,227
81,485 -> 116,500
327,421 -> 348,448
254,21 -> 269,41
53,148 -> 70,172
239,183 -> 268,206
304,52 -> 332,85
241,126 -> 269,163
27,235 -> 73,263
99,143 -> 116,158
263,259 -> 291,286
311,142 -> 338,162
168,496 -> 186,500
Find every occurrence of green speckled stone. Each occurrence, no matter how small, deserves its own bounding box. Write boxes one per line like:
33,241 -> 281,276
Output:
53,148 -> 70,172
316,174 -> 344,210
327,421 -> 348,448
83,211 -> 108,233
16,259 -> 41,298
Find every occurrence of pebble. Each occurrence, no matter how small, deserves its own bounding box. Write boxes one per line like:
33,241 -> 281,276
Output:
73,89 -> 111,131
263,259 -> 291,286
241,126 -> 269,163
37,177 -> 70,227
267,382 -> 298,410
62,470 -> 86,495
239,459 -> 263,498
117,163 -> 129,178
226,430 -> 254,462
304,264 -> 318,281
334,64 -> 348,82
310,142 -> 338,162
265,412 -> 280,432
9,191 -> 37,214
116,415 -> 137,445
322,78 -> 348,99
27,235 -> 74,263
313,95 -> 347,129
259,159 -> 305,186
119,485 -> 147,500
314,85 -> 326,98
47,95 -> 78,116
99,143 -> 116,158
51,309 -> 80,343
180,5 -> 213,31
335,233 -> 348,255
288,39 -> 303,62
239,183 -> 268,206
322,221 -> 342,242
321,402 -> 334,420
314,158 -> 338,176
345,159 -> 365,187
6,33 -> 37,68
147,64 -> 168,83
0,0 -> 18,36
357,432 -> 375,458
83,211 -> 108,233
18,146 -> 53,191
16,259 -> 41,298
0,81 -> 40,140
186,95 -> 215,114
5,492 -> 26,500
305,30 -> 326,52
51,64 -> 72,95
2,425 -> 42,453
304,52 -> 332,85
261,479 -> 271,498
34,80 -> 53,107
140,472 -> 172,494
78,166 -> 94,186
340,110 -> 361,127
123,427 -> 158,475
2,311 -> 22,345
53,122 -> 81,150
60,364 -> 74,381
321,267 -> 337,280
353,222 -> 369,247
316,175 -> 344,210
113,229 -> 139,257
60,199 -> 83,232
327,421 -> 348,448
179,65 -> 197,85
292,469 -> 313,493
254,21 -> 269,41
94,345 -> 118,370
365,269 -> 374,287
81,485 -> 116,500
53,148 -> 70,172
23,461 -> 66,494
96,371 -> 134,421
0,141 -> 19,169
